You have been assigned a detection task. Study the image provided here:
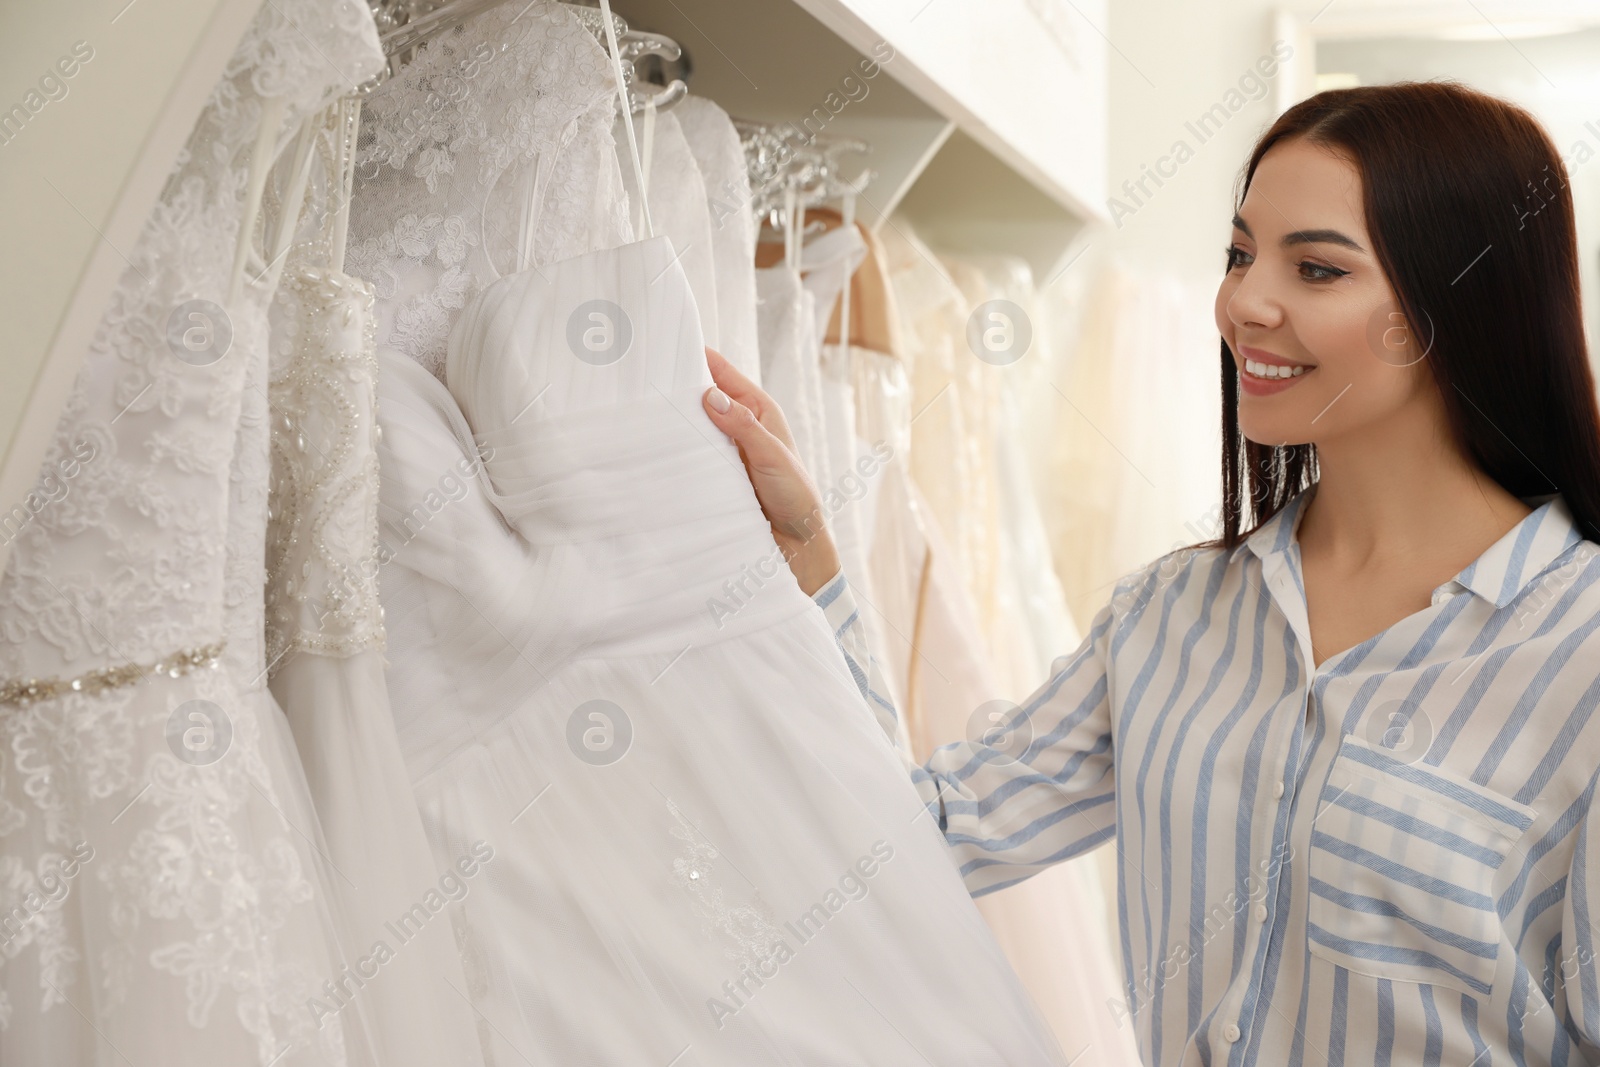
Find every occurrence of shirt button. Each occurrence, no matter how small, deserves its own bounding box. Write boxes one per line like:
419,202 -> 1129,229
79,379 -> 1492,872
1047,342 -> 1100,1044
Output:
1223,1022 -> 1241,1043
1253,903 -> 1268,922
1272,780 -> 1285,798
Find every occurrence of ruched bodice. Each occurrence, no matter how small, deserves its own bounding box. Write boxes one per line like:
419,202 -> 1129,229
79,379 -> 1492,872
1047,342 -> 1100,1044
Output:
443,235 -> 812,650
449,235 -> 709,420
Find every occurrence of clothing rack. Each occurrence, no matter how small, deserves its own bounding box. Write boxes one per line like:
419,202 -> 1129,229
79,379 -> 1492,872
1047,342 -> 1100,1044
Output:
365,0 -> 687,112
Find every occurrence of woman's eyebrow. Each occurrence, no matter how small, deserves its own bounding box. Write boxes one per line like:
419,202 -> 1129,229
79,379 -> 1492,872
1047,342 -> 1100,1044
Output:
1232,214 -> 1366,253
1283,228 -> 1366,252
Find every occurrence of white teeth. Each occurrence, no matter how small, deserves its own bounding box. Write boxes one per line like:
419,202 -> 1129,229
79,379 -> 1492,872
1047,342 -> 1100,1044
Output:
1244,358 -> 1307,380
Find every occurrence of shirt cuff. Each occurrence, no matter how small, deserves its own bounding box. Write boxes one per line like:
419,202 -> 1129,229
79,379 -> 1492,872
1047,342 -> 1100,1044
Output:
811,567 -> 902,746
811,567 -> 852,623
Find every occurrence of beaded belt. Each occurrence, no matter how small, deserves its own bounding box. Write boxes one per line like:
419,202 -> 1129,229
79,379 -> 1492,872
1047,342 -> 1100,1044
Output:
0,641 -> 226,707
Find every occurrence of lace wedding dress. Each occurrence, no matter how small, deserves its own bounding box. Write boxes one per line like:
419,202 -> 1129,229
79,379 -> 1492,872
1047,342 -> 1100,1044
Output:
265,99 -> 483,1067
346,0 -> 632,384
0,2 -> 388,1064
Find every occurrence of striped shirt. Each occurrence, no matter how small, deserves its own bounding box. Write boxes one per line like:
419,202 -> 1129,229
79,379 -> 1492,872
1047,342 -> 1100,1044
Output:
814,487 -> 1600,1066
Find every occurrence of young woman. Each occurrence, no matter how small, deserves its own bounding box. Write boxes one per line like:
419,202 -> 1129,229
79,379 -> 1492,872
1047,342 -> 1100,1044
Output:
701,82 -> 1600,1065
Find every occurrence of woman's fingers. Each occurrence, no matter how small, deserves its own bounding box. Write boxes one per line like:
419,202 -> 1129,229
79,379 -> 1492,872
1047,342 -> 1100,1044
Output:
702,382 -> 794,479
701,348 -> 842,597
705,346 -> 760,408
704,347 -> 796,453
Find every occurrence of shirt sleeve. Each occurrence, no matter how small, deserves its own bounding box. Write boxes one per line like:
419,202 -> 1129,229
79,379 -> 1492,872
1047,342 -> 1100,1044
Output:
812,567 -> 901,745
813,566 -> 1119,897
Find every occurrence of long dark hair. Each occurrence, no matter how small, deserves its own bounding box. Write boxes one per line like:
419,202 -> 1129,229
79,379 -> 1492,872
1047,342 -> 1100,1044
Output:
1209,80 -> 1600,548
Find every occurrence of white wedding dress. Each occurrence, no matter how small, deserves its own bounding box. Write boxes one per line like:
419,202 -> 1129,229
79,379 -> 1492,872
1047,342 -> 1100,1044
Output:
676,95 -> 762,383
266,98 -> 483,1067
361,9 -> 1067,1057
375,228 -> 1066,1064
0,1 -> 389,1064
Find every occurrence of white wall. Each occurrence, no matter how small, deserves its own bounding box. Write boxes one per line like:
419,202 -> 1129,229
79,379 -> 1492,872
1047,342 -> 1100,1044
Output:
1035,0 -> 1289,605
1101,0 -> 1290,284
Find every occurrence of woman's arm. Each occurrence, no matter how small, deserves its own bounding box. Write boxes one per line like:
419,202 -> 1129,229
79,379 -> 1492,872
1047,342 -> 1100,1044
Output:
815,564 -> 1117,896
702,349 -> 1118,897
811,566 -> 902,749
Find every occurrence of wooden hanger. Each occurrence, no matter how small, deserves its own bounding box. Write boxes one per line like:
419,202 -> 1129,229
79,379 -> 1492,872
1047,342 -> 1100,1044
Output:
754,205 -> 897,357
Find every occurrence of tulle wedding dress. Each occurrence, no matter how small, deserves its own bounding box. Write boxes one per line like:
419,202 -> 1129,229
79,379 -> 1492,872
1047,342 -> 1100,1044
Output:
266,97 -> 483,1067
363,4 -> 1069,1060
404,233 -> 1066,1064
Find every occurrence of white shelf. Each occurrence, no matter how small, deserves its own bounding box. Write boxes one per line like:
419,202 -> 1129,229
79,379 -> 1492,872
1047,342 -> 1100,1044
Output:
0,0 -> 1112,578
617,0 -> 1107,274
788,0 -> 1108,224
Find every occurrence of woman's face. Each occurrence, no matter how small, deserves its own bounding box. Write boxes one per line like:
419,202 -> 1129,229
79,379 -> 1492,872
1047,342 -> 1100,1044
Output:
1214,137 -> 1437,448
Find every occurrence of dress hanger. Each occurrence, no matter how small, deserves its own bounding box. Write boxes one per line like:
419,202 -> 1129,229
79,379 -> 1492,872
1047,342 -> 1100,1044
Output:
803,205 -> 896,358
365,0 -> 687,113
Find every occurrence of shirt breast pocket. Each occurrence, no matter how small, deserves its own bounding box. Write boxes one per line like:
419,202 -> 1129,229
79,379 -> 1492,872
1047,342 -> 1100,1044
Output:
1305,734 -> 1536,999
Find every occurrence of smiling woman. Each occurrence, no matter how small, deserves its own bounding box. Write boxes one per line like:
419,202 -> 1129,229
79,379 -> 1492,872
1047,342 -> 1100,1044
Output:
1212,84 -> 1600,550
704,78 -> 1600,1066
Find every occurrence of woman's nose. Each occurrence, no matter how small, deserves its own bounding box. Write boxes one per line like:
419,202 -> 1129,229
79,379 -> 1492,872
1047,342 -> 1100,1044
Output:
1224,265 -> 1283,331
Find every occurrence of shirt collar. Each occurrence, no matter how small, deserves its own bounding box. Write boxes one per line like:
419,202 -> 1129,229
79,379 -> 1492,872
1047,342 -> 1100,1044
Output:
1242,489 -> 1314,565
1243,486 -> 1582,609
1449,493 -> 1582,607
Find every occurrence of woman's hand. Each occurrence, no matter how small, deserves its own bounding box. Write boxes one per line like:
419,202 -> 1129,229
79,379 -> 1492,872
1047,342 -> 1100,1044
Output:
701,347 -> 841,596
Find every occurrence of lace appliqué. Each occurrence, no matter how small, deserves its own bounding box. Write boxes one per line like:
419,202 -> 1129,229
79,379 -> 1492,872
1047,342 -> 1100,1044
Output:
665,797 -> 784,969
266,260 -> 386,667
0,663 -> 342,1064
0,848 -> 88,1023
344,215 -> 478,381
347,0 -> 625,380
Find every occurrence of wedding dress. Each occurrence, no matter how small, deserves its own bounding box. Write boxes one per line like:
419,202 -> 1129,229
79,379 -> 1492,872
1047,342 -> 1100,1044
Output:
265,98 -> 483,1067
365,16 -> 1066,1056
676,95 -> 762,383
378,231 -> 1066,1065
942,255 -> 1081,689
346,0 -> 632,385
753,219 -> 900,747
756,220 -> 865,484
756,260 -> 827,479
0,2 -> 388,1063
1037,261 -> 1223,635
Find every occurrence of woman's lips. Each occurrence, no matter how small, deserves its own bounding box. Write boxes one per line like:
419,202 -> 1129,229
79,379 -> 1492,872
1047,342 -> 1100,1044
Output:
1237,346 -> 1315,397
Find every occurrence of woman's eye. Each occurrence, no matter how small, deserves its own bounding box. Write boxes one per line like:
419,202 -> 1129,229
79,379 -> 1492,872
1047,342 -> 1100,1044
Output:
1223,244 -> 1251,271
1298,260 -> 1349,282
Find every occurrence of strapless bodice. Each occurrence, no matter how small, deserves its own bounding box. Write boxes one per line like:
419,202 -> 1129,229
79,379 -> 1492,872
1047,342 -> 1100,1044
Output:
443,236 -> 813,655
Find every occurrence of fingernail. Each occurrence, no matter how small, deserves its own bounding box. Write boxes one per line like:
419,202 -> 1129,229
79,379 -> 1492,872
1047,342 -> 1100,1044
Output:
706,387 -> 731,413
